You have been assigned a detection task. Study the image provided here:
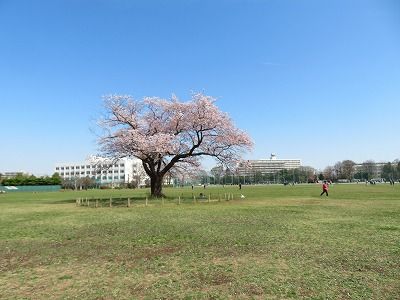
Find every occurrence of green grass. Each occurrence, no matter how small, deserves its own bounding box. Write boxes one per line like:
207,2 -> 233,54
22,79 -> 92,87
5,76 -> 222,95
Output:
0,184 -> 399,299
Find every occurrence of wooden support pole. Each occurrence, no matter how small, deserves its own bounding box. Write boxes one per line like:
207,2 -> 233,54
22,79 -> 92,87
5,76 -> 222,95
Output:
145,197 -> 148,206
109,197 -> 112,208
208,193 -> 211,203
178,196 -> 181,205
127,198 -> 130,207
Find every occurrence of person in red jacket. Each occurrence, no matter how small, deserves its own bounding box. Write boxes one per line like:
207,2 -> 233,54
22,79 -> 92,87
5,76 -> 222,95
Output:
320,180 -> 329,196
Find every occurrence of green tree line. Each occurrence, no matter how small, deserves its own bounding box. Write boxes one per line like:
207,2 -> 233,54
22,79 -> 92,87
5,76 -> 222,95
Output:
1,173 -> 61,186
188,166 -> 317,186
322,159 -> 400,182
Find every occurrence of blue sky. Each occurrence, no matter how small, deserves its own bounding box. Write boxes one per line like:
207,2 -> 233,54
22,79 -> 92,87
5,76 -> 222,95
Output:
1,0 -> 399,175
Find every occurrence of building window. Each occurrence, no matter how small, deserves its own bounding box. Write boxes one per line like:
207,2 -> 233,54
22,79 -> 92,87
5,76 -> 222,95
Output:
56,167 -> 59,170
66,172 -> 69,175
86,165 -> 91,169
61,167 -> 64,170
76,166 -> 80,169
120,176 -> 125,180
120,164 -> 125,167
61,173 -> 64,176
71,166 -> 75,170
66,167 -> 69,170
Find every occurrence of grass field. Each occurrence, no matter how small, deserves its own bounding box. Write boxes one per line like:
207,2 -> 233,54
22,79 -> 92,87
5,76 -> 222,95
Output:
0,184 -> 399,299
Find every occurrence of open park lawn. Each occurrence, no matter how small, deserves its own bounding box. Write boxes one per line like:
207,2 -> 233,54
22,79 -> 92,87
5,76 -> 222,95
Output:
0,184 -> 399,299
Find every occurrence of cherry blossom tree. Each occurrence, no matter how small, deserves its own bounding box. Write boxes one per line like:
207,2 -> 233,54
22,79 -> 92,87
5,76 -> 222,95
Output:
98,93 -> 253,197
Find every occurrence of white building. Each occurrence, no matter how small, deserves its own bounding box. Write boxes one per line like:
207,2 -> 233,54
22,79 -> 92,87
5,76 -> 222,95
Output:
54,156 -> 148,186
237,153 -> 301,175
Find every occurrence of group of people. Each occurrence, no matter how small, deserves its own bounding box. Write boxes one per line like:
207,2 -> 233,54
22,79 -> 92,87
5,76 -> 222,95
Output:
239,180 -> 331,197
190,178 -> 398,198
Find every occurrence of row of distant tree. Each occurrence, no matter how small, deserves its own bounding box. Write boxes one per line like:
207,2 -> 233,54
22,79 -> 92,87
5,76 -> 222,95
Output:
0,173 -> 62,186
2,159 -> 398,188
191,160 -> 400,185
61,177 -> 97,190
321,160 -> 400,181
60,175 -> 150,190
179,166 -> 317,186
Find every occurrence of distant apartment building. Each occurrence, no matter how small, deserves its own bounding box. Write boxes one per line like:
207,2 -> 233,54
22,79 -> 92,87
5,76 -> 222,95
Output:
237,153 -> 301,175
354,161 -> 396,178
54,156 -> 148,186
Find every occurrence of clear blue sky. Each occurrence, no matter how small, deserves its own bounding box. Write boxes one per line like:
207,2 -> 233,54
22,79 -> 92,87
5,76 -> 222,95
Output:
1,0 -> 399,175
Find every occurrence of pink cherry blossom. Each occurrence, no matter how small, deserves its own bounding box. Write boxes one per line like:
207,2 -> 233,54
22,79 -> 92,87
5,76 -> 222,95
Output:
98,93 -> 253,196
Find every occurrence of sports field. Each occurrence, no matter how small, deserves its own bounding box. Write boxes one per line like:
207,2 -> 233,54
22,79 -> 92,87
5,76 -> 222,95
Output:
0,184 -> 399,299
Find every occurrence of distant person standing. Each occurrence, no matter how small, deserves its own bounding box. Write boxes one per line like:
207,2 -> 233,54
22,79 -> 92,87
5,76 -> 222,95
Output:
239,183 -> 242,190
320,181 -> 329,197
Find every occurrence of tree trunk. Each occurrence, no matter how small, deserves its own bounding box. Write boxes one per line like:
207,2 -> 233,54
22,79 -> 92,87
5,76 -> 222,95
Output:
150,175 -> 164,197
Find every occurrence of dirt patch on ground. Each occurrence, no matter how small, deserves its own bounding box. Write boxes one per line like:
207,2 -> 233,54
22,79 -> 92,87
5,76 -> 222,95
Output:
0,262 -> 141,299
139,246 -> 179,260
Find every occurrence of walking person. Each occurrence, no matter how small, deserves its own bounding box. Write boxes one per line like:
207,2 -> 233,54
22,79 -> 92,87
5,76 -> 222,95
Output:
320,180 -> 329,197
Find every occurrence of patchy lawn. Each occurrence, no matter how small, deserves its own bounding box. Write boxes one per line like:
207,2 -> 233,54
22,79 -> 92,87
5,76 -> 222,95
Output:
0,184 -> 399,299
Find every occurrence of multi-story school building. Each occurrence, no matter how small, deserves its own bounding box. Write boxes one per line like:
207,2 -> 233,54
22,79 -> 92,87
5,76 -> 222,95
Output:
54,156 -> 147,186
